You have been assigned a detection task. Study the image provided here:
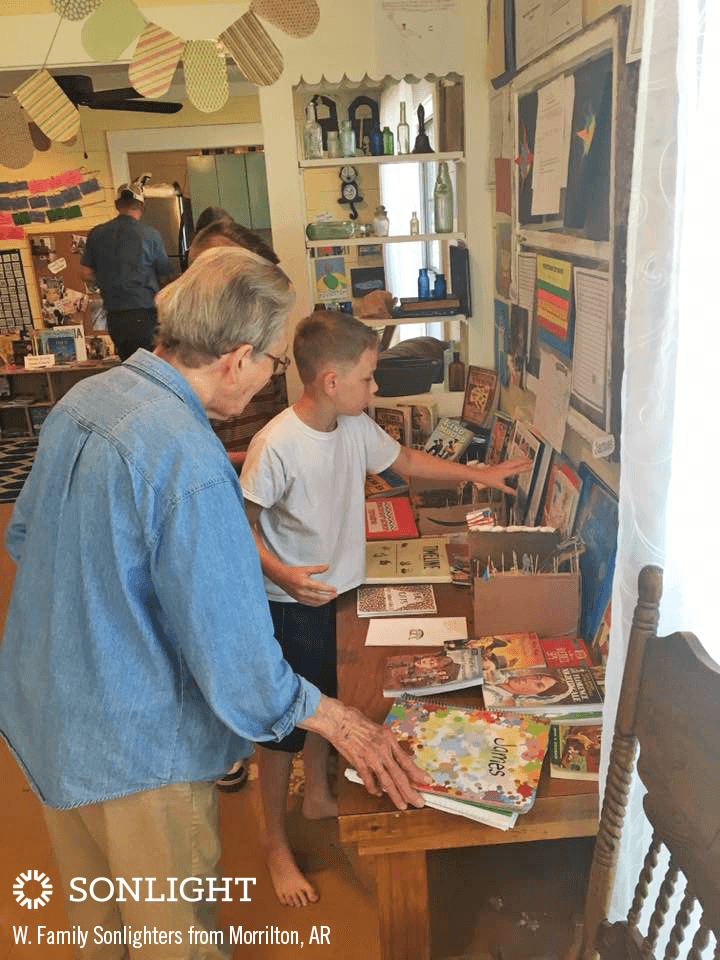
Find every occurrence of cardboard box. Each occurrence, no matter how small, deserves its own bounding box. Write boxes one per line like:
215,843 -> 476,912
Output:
470,528 -> 580,637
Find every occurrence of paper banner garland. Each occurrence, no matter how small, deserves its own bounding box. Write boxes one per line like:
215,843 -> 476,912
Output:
13,70 -> 80,144
250,0 -> 320,39
81,0 -> 146,62
0,99 -> 35,170
220,12 -> 283,86
129,23 -> 185,98
52,0 -> 101,20
182,40 -> 230,113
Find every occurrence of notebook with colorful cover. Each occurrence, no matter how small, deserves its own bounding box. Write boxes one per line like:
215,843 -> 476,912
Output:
381,647 -> 484,697
365,537 -> 451,583
377,696 -> 551,814
357,584 -> 437,618
365,496 -> 418,540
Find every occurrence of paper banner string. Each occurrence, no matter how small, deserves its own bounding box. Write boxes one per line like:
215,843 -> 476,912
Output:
52,0 -> 101,20
129,23 -> 185,98
250,0 -> 319,39
0,98 -> 35,170
182,40 -> 230,114
220,11 -> 283,86
13,69 -> 80,144
81,0 -> 146,62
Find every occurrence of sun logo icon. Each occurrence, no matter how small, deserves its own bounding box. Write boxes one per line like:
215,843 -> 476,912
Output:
13,870 -> 53,909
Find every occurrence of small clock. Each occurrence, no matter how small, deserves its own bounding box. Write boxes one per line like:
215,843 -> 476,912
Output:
338,165 -> 363,219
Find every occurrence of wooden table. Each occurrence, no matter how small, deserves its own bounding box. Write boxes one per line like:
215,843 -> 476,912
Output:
336,584 -> 599,960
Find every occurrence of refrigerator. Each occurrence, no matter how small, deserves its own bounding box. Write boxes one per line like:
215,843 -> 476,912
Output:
141,183 -> 193,274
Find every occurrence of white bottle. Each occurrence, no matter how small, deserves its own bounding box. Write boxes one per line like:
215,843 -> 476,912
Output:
303,102 -> 323,160
410,211 -> 420,235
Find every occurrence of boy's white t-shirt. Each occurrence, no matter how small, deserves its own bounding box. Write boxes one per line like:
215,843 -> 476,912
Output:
241,407 -> 401,602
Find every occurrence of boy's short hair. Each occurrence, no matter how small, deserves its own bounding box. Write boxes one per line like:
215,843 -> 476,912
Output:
294,309 -> 378,385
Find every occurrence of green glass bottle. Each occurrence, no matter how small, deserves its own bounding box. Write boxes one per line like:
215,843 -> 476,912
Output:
433,161 -> 454,233
382,126 -> 394,156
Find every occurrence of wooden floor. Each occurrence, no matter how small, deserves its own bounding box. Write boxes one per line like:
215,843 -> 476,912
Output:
0,502 -> 594,960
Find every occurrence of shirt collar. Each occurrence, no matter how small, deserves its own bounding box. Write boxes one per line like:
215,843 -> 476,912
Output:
125,349 -> 207,420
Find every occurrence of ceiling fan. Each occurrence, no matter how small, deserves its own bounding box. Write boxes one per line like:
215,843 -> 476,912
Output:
53,74 -> 183,115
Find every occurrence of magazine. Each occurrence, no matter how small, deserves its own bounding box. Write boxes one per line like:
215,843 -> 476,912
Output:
381,647 -> 484,697
481,664 -> 604,713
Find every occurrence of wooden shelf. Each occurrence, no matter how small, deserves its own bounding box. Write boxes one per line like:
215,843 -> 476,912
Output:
306,232 -> 465,249
364,313 -> 467,328
299,151 -> 464,169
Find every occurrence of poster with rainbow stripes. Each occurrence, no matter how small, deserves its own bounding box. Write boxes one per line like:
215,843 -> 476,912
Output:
535,254 -> 573,357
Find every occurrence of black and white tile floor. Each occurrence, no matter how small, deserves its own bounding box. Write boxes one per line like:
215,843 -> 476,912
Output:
0,438 -> 38,504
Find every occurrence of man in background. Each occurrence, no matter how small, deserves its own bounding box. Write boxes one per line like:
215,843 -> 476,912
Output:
81,179 -> 174,361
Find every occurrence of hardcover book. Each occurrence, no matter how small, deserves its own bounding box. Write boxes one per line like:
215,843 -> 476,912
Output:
365,497 -> 418,540
357,584 -> 437,618
462,366 -> 499,429
365,536 -> 451,584
372,404 -> 412,446
399,401 -> 438,449
424,417 -> 476,461
481,664 -> 604,713
485,411 -> 513,466
381,647 -> 484,697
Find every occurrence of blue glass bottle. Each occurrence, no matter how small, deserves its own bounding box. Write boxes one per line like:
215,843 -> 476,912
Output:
433,273 -> 447,298
370,126 -> 383,156
418,268 -> 430,299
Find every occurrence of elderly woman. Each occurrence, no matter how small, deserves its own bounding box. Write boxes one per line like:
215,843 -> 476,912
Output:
0,247 -> 427,958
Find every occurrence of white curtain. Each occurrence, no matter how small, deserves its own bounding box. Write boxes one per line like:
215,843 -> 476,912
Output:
606,0 -> 719,939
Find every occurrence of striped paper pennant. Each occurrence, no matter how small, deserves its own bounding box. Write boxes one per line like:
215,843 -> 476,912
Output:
13,70 -> 80,144
182,40 -> 229,114
129,23 -> 184,98
220,11 -> 283,86
251,0 -> 320,39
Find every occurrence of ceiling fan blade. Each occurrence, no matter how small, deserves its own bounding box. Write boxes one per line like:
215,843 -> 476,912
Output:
87,98 -> 183,114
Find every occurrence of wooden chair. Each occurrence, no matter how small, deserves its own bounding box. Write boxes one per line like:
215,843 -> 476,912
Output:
579,565 -> 720,960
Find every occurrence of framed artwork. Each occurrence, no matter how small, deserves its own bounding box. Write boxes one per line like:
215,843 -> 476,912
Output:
314,255 -> 349,302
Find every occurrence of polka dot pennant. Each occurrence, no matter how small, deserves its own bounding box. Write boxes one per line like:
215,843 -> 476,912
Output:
251,0 -> 320,39
182,40 -> 230,114
129,23 -> 185,98
0,98 -> 35,170
13,69 -> 80,144
81,0 -> 146,62
51,0 -> 101,21
219,11 -> 283,86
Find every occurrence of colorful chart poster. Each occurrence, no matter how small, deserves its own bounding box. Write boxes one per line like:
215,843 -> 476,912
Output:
535,254 -> 573,357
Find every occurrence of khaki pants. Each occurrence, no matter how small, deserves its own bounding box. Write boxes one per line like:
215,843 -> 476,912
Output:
43,782 -> 230,960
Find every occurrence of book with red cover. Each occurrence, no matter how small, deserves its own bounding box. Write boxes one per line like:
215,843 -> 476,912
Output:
540,635 -> 593,669
365,496 -> 419,540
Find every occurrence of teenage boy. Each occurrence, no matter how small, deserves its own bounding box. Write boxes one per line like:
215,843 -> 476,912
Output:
241,310 -> 532,908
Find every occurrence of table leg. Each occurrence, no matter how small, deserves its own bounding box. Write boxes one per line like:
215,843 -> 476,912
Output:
372,850 -> 430,960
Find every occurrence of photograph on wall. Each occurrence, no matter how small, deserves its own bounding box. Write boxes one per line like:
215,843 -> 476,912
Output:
314,255 -> 350,302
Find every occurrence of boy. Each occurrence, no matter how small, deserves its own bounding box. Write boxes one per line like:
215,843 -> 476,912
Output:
241,310 -> 531,908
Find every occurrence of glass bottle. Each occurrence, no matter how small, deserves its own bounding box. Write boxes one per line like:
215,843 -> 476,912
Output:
370,126 -> 383,156
433,272 -> 447,298
339,120 -> 356,157
326,130 -> 340,158
433,160 -> 454,233
397,101 -> 410,155
409,211 -> 420,235
303,101 -> 323,160
448,352 -> 466,391
382,126 -> 394,156
372,205 -> 389,236
418,267 -> 430,299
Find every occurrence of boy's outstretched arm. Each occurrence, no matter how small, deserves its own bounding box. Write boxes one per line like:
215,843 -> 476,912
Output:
390,446 -> 533,496
244,500 -> 337,606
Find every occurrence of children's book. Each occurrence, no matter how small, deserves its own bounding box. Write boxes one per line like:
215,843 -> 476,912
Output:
372,404 -> 412,446
424,417 -> 476,461
542,457 -> 582,537
549,714 -> 602,781
381,647 -> 484,697
375,696 -> 551,814
364,617 -> 468,647
357,584 -> 437,618
540,634 -> 593,669
461,367 -> 499,429
365,496 -> 418,540
365,468 -> 409,500
481,664 -> 604,713
505,420 -> 552,525
485,411 -> 513,466
448,633 -> 546,678
365,537 -> 451,584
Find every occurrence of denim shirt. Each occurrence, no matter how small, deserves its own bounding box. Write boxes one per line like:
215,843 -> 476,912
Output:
0,350 -> 320,808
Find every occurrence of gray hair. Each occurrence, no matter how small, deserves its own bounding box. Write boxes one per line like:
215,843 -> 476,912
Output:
155,246 -> 294,368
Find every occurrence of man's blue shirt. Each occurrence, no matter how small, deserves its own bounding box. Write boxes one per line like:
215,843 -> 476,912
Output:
82,215 -> 173,311
0,350 -> 320,808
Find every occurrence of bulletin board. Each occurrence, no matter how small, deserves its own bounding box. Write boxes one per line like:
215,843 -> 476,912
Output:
30,230 -> 101,335
504,8 -> 638,457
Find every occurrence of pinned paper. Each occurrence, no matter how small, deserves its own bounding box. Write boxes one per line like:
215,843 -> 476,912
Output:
81,0 -> 146,62
0,97 -> 34,169
29,179 -> 52,193
29,122 -> 52,152
182,40 -> 229,113
13,69 -> 80,144
251,0 -> 320,38
220,12 -> 283,86
52,0 -> 101,19
129,23 -> 185,98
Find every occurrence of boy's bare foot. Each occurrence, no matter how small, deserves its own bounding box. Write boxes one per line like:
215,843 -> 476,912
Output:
266,845 -> 319,908
302,794 -> 338,820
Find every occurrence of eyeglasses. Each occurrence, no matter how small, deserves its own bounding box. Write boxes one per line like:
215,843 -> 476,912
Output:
263,351 -> 292,375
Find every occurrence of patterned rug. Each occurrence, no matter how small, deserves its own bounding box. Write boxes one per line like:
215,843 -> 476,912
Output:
0,438 -> 38,504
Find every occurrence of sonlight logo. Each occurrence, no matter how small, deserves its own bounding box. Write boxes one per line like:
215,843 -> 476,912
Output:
13,871 -> 53,909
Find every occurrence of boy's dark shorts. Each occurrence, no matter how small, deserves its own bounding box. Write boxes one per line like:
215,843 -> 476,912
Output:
262,598 -> 338,754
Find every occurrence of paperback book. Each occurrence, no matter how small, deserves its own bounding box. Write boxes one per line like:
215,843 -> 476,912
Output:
549,714 -> 602,781
365,496 -> 418,540
364,616 -> 467,647
485,411 -> 513,466
400,401 -> 439,448
365,468 -> 409,500
372,404 -> 412,446
505,420 -> 552,525
424,417 -> 476,461
461,366 -> 499,429
447,633 -> 546,677
481,664 -> 604,713
381,647 -> 484,697
365,537 -> 451,584
540,634 -> 593,669
542,457 -> 582,537
357,584 -> 437,618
